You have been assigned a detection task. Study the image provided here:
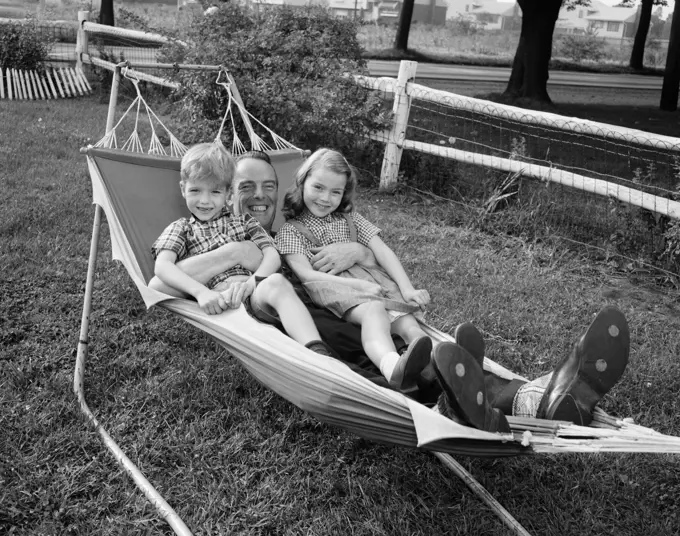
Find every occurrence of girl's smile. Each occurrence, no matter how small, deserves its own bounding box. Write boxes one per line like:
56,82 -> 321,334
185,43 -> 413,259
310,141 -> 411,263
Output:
303,169 -> 346,218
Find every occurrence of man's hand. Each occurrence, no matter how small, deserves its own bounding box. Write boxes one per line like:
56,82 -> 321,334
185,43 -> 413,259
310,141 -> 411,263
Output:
219,277 -> 256,309
195,288 -> 228,315
402,288 -> 430,311
310,243 -> 374,275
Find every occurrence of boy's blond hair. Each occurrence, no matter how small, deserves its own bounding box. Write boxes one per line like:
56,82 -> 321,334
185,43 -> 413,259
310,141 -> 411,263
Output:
180,143 -> 235,189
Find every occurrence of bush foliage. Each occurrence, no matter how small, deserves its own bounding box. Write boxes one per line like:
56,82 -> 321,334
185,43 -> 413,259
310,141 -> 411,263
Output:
0,19 -> 52,71
161,3 -> 389,151
558,31 -> 606,63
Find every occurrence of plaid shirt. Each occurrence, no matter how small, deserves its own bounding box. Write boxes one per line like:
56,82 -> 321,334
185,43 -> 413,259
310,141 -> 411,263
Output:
152,208 -> 276,289
276,210 -> 380,259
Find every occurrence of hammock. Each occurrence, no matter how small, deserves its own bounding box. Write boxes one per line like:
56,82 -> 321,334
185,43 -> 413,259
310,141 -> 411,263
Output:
76,64 -> 680,536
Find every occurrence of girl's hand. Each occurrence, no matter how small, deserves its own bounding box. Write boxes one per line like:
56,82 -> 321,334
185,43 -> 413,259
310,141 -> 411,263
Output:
220,278 -> 256,309
351,279 -> 383,296
402,288 -> 430,310
196,288 -> 228,315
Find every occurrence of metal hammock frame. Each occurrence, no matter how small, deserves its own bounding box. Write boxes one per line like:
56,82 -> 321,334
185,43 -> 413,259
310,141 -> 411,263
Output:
75,62 -> 680,536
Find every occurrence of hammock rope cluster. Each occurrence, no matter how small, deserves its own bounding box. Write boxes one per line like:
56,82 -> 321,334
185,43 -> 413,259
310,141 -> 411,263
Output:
77,63 -> 680,536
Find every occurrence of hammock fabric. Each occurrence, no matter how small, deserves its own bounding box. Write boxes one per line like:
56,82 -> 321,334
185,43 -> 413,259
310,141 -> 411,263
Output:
84,144 -> 680,456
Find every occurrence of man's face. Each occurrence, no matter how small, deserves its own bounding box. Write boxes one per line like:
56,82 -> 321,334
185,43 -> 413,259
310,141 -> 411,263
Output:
229,158 -> 278,232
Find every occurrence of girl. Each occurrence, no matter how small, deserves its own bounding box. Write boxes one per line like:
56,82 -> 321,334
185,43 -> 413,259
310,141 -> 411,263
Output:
275,148 -> 434,390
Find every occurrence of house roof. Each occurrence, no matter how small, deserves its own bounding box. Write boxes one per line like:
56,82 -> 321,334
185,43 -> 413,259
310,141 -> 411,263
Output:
585,6 -> 637,23
414,0 -> 448,6
470,1 -> 515,16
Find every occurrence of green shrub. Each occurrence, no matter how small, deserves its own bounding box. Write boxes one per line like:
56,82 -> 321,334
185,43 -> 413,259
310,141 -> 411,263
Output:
558,31 -> 606,63
0,19 -> 53,71
161,3 -> 389,151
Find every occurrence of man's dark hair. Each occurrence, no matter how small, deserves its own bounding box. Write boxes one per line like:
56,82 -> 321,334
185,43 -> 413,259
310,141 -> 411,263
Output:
236,150 -> 272,165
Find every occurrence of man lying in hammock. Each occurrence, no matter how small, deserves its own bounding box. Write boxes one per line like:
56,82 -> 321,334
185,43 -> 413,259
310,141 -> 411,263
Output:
148,150 -> 630,432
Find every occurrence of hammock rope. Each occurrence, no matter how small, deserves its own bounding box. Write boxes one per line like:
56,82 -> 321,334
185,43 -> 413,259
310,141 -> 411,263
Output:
213,67 -> 301,154
94,66 -> 187,158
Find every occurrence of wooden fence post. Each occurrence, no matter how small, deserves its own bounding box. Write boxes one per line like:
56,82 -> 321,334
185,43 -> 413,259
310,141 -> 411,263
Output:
76,11 -> 90,70
379,60 -> 417,192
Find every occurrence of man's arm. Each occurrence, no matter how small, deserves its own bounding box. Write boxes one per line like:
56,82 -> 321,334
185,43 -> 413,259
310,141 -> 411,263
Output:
309,242 -> 376,275
148,241 -> 263,293
153,250 -> 228,315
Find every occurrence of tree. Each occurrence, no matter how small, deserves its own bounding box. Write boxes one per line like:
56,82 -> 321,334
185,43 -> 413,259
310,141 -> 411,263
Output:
660,7 -> 680,110
623,0 -> 667,70
99,0 -> 114,26
503,0 -> 569,103
393,0 -> 416,51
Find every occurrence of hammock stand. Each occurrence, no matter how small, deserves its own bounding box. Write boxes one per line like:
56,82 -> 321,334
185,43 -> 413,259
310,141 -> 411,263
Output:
75,62 -> 680,536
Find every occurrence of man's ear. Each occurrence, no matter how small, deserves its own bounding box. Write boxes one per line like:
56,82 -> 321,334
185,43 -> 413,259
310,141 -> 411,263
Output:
226,188 -> 234,209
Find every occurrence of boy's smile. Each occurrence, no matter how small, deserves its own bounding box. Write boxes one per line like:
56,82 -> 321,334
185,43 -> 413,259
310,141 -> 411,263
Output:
182,178 -> 228,222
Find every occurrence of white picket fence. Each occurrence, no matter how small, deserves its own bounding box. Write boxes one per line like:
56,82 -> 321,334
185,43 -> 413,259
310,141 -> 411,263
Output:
0,66 -> 91,99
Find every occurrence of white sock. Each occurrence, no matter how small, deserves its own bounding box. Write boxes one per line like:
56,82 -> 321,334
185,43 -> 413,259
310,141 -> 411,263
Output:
378,351 -> 401,381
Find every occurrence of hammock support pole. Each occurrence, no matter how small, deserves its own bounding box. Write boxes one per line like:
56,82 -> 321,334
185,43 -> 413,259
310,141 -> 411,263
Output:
73,64 -> 193,536
434,453 -> 533,536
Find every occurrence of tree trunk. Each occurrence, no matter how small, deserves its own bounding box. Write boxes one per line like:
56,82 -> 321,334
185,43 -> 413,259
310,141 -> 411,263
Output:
503,0 -> 562,103
99,0 -> 115,26
630,0 -> 654,70
394,0 -> 416,52
660,8 -> 680,111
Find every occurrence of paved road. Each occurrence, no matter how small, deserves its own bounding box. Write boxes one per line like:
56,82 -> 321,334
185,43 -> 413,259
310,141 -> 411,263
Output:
366,60 -> 663,90
50,43 -> 663,91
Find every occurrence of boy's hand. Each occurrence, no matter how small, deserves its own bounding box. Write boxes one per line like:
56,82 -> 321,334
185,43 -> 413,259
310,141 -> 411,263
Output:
196,288 -> 228,315
402,288 -> 430,310
220,278 -> 256,309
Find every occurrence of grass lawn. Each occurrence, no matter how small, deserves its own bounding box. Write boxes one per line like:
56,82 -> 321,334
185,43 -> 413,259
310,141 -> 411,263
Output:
2,90 -> 680,536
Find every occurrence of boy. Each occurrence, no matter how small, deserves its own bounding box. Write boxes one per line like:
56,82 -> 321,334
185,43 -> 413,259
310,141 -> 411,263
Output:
150,142 -> 336,357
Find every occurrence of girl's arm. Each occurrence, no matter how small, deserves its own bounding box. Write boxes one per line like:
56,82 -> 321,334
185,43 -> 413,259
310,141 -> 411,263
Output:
154,250 -> 227,315
285,253 -> 381,294
367,236 -> 430,309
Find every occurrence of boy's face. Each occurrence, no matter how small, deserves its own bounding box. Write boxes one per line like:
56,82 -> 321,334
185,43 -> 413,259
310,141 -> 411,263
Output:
228,158 -> 278,232
181,177 -> 228,222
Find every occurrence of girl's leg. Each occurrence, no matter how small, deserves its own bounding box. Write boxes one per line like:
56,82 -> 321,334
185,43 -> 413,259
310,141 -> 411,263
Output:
390,313 -> 427,344
344,301 -> 396,364
391,313 -> 436,387
251,274 -> 322,344
345,302 -> 430,389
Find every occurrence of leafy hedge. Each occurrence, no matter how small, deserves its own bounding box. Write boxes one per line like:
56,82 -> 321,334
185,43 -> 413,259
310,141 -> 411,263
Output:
0,20 -> 52,71
161,3 -> 389,152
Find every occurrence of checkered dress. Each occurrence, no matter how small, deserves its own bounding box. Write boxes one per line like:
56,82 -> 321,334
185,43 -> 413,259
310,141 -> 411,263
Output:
276,210 -> 418,318
152,208 -> 276,289
276,210 -> 380,259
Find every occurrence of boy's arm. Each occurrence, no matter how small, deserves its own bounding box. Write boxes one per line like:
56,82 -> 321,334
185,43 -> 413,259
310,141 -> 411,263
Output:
367,236 -> 430,309
154,250 -> 227,315
175,241 -> 263,281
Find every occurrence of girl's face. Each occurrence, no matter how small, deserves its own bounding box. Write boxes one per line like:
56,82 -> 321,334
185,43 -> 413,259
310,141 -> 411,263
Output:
303,168 -> 347,218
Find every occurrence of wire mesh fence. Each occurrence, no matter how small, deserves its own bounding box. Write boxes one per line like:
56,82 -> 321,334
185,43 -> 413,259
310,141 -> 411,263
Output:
353,76 -> 680,285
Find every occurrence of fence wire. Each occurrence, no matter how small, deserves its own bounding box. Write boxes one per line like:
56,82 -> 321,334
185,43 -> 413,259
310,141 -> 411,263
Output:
357,78 -> 680,285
